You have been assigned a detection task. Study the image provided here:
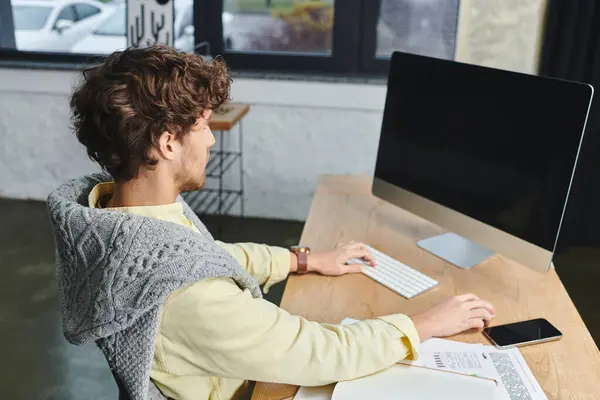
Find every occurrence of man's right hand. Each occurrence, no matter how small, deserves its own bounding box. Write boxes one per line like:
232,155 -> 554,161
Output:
411,293 -> 496,342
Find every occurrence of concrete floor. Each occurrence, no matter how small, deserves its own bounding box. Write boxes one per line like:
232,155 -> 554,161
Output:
0,198 -> 302,400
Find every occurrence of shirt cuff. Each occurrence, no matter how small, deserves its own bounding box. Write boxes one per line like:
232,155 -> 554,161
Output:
263,246 -> 291,294
377,314 -> 421,360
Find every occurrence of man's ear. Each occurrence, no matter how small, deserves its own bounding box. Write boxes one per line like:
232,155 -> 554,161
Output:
154,131 -> 179,161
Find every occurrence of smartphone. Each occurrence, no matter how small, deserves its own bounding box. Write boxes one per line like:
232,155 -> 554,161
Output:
483,318 -> 562,349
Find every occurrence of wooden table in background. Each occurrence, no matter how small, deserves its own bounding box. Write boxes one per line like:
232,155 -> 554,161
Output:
209,103 -> 250,131
251,175 -> 600,400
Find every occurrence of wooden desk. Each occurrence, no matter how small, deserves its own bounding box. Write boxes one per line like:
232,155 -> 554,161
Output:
252,175 -> 600,400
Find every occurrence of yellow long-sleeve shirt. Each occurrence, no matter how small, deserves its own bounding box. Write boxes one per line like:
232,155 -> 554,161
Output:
89,183 -> 421,400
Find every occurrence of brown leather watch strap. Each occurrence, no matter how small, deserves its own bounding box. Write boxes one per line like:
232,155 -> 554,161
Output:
297,250 -> 309,274
291,246 -> 311,274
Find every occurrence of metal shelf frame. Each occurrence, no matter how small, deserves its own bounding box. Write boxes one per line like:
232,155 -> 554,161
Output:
183,120 -> 245,217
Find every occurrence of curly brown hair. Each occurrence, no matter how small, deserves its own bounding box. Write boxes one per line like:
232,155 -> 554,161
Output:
70,45 -> 231,181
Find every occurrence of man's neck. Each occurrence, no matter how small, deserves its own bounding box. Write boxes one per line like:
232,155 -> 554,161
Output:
107,172 -> 179,208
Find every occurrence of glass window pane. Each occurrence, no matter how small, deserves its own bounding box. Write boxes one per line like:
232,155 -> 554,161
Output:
94,6 -> 125,36
74,4 -> 101,21
175,4 -> 193,39
12,5 -> 52,31
376,0 -> 460,60
56,6 -> 77,23
11,0 -> 192,55
223,0 -> 335,53
174,1 -> 194,53
11,0 -> 119,53
70,4 -> 125,54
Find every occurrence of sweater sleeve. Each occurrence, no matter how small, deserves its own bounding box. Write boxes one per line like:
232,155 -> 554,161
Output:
215,241 -> 291,293
154,277 -> 420,387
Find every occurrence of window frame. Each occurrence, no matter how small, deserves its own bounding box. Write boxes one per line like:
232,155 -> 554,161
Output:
358,0 -> 390,75
1,0 -> 16,48
1,0 -> 395,77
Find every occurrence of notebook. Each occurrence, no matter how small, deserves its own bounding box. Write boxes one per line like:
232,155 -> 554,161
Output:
294,366 -> 497,400
332,363 -> 499,400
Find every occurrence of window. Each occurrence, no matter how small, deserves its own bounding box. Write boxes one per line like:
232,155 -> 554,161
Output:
222,0 -> 335,54
197,0 -> 360,73
71,6 -> 125,54
2,0 -> 463,76
176,4 -> 193,40
55,6 -> 77,25
73,3 -> 101,21
359,0 -> 461,74
94,7 -> 125,36
375,0 -> 459,59
12,5 -> 52,31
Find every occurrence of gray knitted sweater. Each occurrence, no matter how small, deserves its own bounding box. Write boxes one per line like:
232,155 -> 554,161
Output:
47,174 -> 261,400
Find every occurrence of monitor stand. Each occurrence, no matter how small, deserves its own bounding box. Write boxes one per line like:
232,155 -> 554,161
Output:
417,232 -> 494,269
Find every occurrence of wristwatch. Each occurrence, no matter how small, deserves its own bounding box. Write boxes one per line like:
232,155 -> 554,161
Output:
290,245 -> 311,274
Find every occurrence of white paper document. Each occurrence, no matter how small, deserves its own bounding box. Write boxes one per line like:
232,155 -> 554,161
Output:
400,338 -> 498,382
293,319 -> 547,400
487,346 -> 547,400
401,338 -> 547,400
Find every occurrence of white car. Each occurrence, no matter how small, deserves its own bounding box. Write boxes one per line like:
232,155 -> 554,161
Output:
71,1 -> 234,54
12,0 -> 113,52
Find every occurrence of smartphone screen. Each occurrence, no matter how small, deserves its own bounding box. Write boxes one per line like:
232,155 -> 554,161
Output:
483,318 -> 562,347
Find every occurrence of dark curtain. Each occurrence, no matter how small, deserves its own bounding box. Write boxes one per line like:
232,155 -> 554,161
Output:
540,0 -> 600,346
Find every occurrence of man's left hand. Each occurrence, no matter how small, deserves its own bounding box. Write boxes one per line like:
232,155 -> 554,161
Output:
307,241 -> 376,276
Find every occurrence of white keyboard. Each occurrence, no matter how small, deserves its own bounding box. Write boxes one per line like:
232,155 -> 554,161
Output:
349,245 -> 438,299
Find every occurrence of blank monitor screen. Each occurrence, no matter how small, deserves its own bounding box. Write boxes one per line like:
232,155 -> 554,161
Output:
374,52 -> 593,253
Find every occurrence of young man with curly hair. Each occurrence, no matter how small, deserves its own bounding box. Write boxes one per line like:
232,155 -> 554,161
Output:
47,46 -> 495,400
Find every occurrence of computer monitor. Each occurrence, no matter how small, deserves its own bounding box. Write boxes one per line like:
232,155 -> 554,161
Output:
373,51 -> 593,272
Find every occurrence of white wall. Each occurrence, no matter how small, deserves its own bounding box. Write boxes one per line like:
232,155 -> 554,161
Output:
0,70 -> 386,220
0,70 -> 102,203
